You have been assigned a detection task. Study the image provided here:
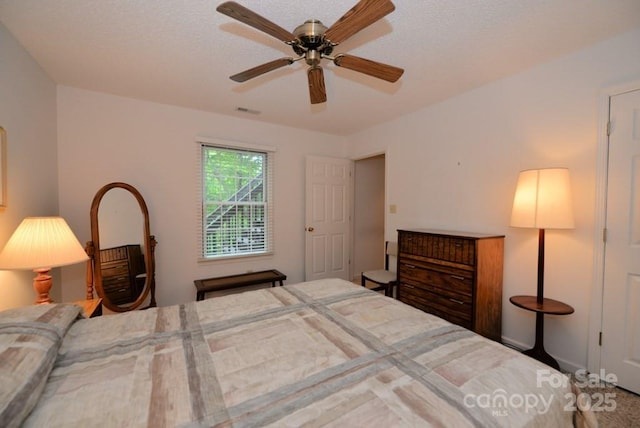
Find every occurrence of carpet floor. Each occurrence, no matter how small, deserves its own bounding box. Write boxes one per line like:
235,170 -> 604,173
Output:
581,383 -> 640,427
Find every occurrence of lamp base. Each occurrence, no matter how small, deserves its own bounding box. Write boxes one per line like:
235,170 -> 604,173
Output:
522,346 -> 560,371
33,268 -> 53,304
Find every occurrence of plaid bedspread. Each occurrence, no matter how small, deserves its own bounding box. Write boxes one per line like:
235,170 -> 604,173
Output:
16,279 -> 582,427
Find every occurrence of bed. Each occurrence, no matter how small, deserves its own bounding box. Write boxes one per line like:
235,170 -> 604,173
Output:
1,278 -> 594,427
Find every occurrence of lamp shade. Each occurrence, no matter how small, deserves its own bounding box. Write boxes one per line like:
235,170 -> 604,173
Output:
510,168 -> 575,229
0,217 -> 88,270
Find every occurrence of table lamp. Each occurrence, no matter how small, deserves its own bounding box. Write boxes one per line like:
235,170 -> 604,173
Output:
0,217 -> 88,304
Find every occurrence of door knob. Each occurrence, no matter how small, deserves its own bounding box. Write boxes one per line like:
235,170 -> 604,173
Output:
307,227 -> 315,232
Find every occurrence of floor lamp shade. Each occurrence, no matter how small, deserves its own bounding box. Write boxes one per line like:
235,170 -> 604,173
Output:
510,168 -> 574,230
510,167 -> 575,296
0,217 -> 88,304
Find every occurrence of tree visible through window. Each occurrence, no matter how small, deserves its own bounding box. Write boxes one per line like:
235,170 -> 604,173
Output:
201,144 -> 273,258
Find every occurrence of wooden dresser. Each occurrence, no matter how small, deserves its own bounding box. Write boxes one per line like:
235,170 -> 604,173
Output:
100,245 -> 145,305
396,229 -> 504,341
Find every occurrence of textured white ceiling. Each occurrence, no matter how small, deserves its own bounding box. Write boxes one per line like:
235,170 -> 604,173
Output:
1,0 -> 639,135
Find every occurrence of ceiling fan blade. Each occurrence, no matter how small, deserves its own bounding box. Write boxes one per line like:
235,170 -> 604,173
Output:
308,67 -> 327,104
333,54 -> 404,82
217,1 -> 296,43
230,58 -> 295,82
324,0 -> 395,45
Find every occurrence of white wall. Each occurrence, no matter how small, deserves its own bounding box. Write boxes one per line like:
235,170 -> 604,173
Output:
56,87 -> 348,305
0,24 -> 59,310
349,28 -> 640,371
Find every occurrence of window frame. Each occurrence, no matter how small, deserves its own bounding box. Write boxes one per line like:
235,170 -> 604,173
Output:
197,137 -> 275,261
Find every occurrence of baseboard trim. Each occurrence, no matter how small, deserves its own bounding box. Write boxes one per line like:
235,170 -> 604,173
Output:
501,336 -> 584,375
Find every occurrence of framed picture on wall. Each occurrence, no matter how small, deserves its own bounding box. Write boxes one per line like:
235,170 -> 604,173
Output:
0,127 -> 6,208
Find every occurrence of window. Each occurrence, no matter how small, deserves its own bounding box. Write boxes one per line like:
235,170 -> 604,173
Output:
199,142 -> 274,259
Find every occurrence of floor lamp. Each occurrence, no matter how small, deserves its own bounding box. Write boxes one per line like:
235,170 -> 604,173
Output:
0,217 -> 88,304
510,168 -> 575,369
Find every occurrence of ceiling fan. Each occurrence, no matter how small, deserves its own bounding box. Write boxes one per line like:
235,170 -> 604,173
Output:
217,0 -> 404,104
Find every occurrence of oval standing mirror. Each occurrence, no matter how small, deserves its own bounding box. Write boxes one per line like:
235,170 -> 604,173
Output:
86,182 -> 157,312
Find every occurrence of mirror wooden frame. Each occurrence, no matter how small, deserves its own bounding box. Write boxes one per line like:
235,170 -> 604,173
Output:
0,126 -> 7,208
86,182 -> 157,312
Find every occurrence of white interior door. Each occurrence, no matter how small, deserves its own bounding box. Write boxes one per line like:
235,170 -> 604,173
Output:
601,88 -> 640,393
305,156 -> 351,281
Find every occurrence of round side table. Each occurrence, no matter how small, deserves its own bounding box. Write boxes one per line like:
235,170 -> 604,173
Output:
509,295 -> 574,370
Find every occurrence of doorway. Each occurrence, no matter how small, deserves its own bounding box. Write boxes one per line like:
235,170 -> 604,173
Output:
353,154 -> 386,282
589,84 -> 640,394
600,88 -> 640,393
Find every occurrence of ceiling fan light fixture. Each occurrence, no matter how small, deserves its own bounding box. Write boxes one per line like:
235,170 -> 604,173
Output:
294,19 -> 328,47
305,50 -> 322,67
217,0 -> 403,104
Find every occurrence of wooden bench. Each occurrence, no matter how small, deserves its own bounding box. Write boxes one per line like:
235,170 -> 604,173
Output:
194,269 -> 287,301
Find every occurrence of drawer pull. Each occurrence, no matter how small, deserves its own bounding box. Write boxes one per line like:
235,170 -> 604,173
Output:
449,298 -> 465,305
450,275 -> 466,281
117,288 -> 127,293
402,284 -> 415,289
404,264 -> 416,269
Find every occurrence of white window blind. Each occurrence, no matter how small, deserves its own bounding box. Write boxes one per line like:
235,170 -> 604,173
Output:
199,143 -> 274,259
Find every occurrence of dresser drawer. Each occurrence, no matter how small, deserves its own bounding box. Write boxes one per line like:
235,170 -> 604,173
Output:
103,274 -> 130,287
399,261 -> 472,297
102,263 -> 129,278
105,287 -> 132,305
104,282 -> 130,294
100,246 -> 130,263
398,284 -> 472,329
103,280 -> 132,303
399,231 -> 475,265
398,276 -> 472,306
